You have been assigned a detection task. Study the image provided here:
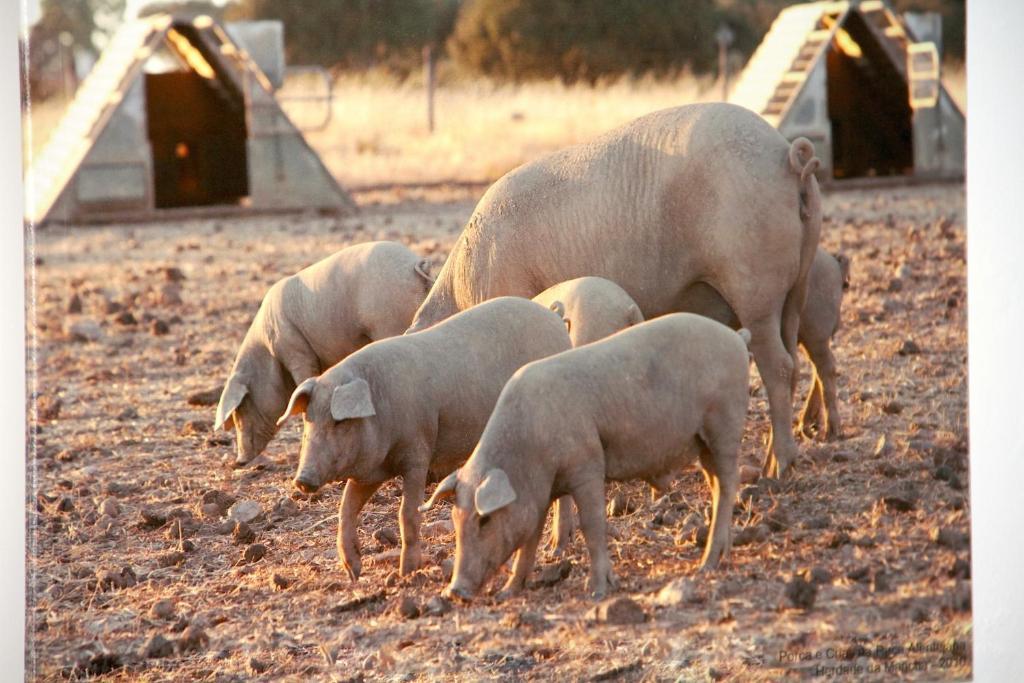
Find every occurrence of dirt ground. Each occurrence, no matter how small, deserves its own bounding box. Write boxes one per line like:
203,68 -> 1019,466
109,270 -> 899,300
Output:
26,183 -> 969,682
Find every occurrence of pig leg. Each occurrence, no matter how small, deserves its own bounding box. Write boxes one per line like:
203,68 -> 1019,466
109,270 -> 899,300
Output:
808,340 -> 841,441
547,495 -> 576,556
572,476 -> 617,598
497,515 -> 546,600
398,466 -> 428,576
696,427 -> 740,570
338,479 -> 384,581
797,355 -> 824,440
747,316 -> 798,478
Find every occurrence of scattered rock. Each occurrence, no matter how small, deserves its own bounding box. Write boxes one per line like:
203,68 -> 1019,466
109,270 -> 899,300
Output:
113,311 -> 137,326
847,565 -> 871,583
831,451 -> 851,463
785,576 -> 817,610
270,497 -> 299,520
423,596 -> 452,617
201,503 -> 224,521
141,633 -> 174,659
213,520 -> 235,535
872,571 -> 892,593
117,406 -> 139,421
887,277 -> 903,293
931,527 -> 969,550
181,420 -> 209,435
150,319 -> 170,336
806,566 -> 832,585
97,498 -> 120,518
949,582 -> 971,612
150,599 -> 175,619
242,543 -> 267,564
227,500 -> 262,524
655,578 -> 706,607
270,573 -> 291,590
164,266 -> 187,282
232,521 -> 256,545
177,625 -> 209,654
201,490 -> 236,514
96,566 -> 137,591
763,510 -> 790,532
248,657 -> 270,675
38,395 -> 62,421
882,400 -> 904,415
880,484 -> 918,512
590,596 -> 646,625
733,524 -> 769,547
396,595 -> 420,620
606,493 -> 636,517
186,387 -> 222,406
897,339 -> 921,356
139,508 -> 168,530
533,559 -> 572,588
159,283 -> 182,306
157,551 -> 185,568
78,651 -> 122,676
55,496 -> 75,513
67,318 -> 103,342
67,292 -> 83,314
373,527 -> 400,547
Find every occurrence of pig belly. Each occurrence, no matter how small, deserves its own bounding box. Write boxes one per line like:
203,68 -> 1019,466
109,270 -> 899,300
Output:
602,433 -> 701,483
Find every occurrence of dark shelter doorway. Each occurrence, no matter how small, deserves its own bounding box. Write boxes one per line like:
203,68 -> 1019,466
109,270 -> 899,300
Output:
826,11 -> 914,179
145,68 -> 249,208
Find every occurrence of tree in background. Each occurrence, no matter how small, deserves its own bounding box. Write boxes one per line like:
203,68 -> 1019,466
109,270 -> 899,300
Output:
448,0 -> 718,84
226,0 -> 459,76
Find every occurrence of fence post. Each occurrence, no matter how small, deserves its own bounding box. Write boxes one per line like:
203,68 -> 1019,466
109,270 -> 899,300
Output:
424,44 -> 436,134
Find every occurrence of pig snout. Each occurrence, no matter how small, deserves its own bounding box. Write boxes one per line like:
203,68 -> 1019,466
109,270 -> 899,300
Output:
293,473 -> 322,494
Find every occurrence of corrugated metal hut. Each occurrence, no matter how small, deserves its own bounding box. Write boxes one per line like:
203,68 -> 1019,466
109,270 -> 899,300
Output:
729,0 -> 964,182
25,14 -> 355,226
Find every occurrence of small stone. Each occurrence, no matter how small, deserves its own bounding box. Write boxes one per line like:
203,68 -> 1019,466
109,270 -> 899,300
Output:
201,490 -> 236,514
201,503 -> 224,521
80,651 -> 122,676
785,576 -> 817,610
181,539 -> 196,553
117,406 -> 139,421
423,596 -> 452,617
149,599 -> 175,619
882,400 -> 904,415
67,292 -> 83,314
655,577 -> 706,607
270,573 -> 291,590
56,496 -> 74,513
887,278 -> 903,293
898,339 -> 921,356
181,420 -> 209,435
67,318 -> 103,342
872,571 -> 891,593
38,395 -> 62,421
372,527 -> 399,547
534,559 -> 572,587
911,605 -> 930,623
590,596 -> 646,625
157,551 -> 185,568
150,319 -> 170,336
186,388 -> 221,406
242,543 -> 267,563
177,625 -> 209,654
270,497 -> 299,519
881,485 -> 917,512
214,520 -> 235,535
96,566 -> 137,591
159,283 -> 182,306
113,311 -> 137,326
139,509 -> 168,530
232,521 -> 256,545
931,527 -> 969,550
950,582 -> 971,612
227,500 -> 262,524
141,633 -> 174,659
248,657 -> 269,675
97,498 -> 120,518
163,266 -> 186,282
104,299 -> 123,314
847,565 -> 871,583
807,566 -> 832,585
396,595 -> 420,619
733,524 -> 769,547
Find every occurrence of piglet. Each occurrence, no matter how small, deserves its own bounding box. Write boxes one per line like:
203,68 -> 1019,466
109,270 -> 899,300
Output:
278,297 -> 571,578
421,313 -> 750,599
215,241 -> 433,466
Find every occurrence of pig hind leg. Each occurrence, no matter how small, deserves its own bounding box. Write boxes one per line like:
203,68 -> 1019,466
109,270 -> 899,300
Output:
695,418 -> 741,570
797,343 -> 824,439
745,313 -> 798,477
806,338 -> 841,440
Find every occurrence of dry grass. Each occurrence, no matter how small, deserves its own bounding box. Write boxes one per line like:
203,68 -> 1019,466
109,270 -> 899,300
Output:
26,184 -> 969,681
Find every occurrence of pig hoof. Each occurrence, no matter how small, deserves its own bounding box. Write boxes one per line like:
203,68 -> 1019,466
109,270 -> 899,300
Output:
443,585 -> 474,602
341,559 -> 362,582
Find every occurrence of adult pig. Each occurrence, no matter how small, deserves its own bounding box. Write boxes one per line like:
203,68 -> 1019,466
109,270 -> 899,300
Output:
677,248 -> 850,440
214,241 -> 433,466
532,276 -> 643,347
421,313 -> 750,599
407,103 -> 821,477
278,297 -> 572,578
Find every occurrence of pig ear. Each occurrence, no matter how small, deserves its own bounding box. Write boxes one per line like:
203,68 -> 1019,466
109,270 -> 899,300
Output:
331,378 -> 376,422
277,377 -> 317,426
627,303 -> 643,326
549,301 -> 571,334
474,468 -> 517,516
418,470 -> 459,512
214,379 -> 247,431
